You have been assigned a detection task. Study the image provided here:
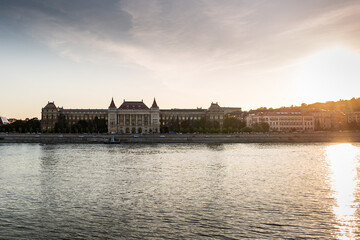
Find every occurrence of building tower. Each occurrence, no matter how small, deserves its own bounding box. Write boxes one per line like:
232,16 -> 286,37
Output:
41,101 -> 59,132
150,98 -> 160,133
108,98 -> 117,133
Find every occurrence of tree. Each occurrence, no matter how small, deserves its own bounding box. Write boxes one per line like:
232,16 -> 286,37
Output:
223,117 -> 246,132
252,122 -> 269,132
260,122 -> 270,132
240,126 -> 252,132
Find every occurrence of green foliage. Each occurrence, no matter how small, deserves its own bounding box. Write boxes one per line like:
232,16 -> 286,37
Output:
161,116 -> 246,133
0,118 -> 41,133
301,97 -> 360,112
223,117 -> 246,132
260,122 -> 270,132
240,126 -> 252,132
253,97 -> 360,113
53,116 -> 108,133
251,122 -> 270,132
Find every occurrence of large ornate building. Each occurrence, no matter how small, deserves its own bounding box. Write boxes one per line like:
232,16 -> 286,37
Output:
108,98 -> 160,134
41,99 -> 242,133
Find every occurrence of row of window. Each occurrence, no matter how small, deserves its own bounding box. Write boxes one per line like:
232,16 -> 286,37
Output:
117,121 -> 150,126
63,112 -> 106,114
43,115 -> 57,120
270,127 -> 314,130
65,116 -> 107,121
162,116 -> 203,121
260,117 -> 312,121
42,115 -> 107,121
209,115 -> 223,120
118,115 -> 150,120
269,122 -> 313,126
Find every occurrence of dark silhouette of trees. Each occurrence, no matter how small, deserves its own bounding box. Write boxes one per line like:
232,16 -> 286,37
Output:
251,122 -> 270,132
54,116 -> 108,133
160,116 -> 249,133
0,118 -> 41,133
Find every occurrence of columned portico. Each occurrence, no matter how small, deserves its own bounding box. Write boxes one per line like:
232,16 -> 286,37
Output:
115,113 -> 152,133
108,98 -> 160,134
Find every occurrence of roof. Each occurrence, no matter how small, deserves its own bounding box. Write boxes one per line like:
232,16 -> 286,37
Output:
0,117 -> 10,125
160,109 -> 206,113
119,101 -> 149,110
254,111 -> 313,117
151,98 -> 159,108
61,109 -> 107,114
44,101 -> 57,109
109,98 -> 116,108
208,102 -> 223,112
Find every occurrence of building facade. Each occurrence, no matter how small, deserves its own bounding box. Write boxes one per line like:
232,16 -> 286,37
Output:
246,111 -> 315,132
108,98 -> 160,134
0,117 -> 10,125
41,99 -> 242,133
160,102 -> 242,131
347,112 -> 360,124
309,109 -> 345,130
41,101 -> 107,132
41,102 -> 60,131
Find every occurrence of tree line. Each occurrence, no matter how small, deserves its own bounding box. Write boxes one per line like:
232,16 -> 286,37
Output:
160,117 -> 269,133
251,97 -> 360,114
53,115 -> 107,133
0,116 -> 270,134
0,118 -> 41,133
0,116 -> 108,133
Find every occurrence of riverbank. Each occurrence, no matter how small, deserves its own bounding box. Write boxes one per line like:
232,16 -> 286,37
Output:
1,131 -> 360,144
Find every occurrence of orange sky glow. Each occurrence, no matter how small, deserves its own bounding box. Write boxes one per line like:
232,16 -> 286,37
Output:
1,0 -> 360,119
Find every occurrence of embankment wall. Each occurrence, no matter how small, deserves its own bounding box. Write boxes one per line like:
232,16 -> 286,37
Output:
1,132 -> 360,144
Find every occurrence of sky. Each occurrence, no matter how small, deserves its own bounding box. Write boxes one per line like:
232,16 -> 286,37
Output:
1,0 -> 360,119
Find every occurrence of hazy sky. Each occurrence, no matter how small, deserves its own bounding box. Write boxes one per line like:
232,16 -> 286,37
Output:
2,0 -> 360,118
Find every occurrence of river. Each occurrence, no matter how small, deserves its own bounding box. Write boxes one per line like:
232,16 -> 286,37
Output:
1,143 -> 359,239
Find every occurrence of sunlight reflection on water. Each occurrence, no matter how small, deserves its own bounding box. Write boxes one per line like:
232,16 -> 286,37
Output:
327,143 -> 359,239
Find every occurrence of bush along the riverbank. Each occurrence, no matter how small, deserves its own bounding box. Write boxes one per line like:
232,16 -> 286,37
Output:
0,117 -> 270,134
0,118 -> 40,133
159,118 -> 269,134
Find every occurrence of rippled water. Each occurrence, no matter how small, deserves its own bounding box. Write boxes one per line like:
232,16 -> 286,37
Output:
1,143 -> 360,239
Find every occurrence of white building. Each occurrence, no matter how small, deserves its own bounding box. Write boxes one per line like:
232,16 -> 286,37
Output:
108,98 -> 160,134
0,117 -> 10,125
246,111 -> 315,132
347,112 -> 360,124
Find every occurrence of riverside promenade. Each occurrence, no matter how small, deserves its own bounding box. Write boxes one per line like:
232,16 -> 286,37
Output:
1,131 -> 360,144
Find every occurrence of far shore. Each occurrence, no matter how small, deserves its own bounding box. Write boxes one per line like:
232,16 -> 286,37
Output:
1,131 -> 360,144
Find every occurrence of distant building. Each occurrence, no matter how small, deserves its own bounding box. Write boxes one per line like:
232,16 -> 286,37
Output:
346,112 -> 360,130
160,108 -> 207,131
41,99 -> 242,133
222,107 -> 243,119
246,111 -> 315,132
308,109 -> 345,131
41,102 -> 59,131
41,101 -> 107,132
160,102 -> 242,130
0,117 -> 10,125
108,98 -> 160,134
347,112 -> 360,124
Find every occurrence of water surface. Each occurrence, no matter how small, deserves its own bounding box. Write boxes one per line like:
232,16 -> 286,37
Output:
1,143 -> 360,239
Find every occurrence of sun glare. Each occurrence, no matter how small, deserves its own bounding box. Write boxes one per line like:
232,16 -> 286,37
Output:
294,48 -> 360,104
326,143 -> 359,239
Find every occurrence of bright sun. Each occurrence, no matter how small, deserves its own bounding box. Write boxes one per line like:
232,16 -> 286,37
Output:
293,47 -> 360,104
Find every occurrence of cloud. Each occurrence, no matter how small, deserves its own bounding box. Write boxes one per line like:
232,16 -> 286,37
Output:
2,0 -> 360,109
